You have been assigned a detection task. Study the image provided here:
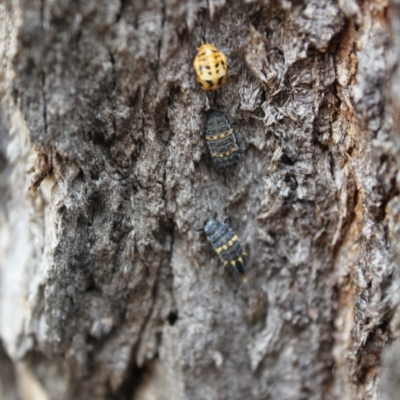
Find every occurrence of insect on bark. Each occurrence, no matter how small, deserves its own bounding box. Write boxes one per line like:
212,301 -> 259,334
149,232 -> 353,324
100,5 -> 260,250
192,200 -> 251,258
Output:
204,109 -> 240,168
203,218 -> 247,282
193,42 -> 228,91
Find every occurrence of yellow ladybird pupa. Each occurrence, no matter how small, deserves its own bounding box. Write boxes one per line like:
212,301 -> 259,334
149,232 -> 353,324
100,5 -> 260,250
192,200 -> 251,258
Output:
193,43 -> 228,91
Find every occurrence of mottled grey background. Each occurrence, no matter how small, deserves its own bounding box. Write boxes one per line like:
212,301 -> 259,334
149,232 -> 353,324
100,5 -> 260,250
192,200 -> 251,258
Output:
1,1 -> 400,399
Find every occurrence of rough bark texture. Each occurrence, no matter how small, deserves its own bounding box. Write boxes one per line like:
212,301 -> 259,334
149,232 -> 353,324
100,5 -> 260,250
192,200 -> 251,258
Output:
1,1 -> 400,399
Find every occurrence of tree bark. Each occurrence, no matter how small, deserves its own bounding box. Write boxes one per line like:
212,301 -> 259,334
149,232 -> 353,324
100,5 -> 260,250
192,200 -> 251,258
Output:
1,1 -> 400,399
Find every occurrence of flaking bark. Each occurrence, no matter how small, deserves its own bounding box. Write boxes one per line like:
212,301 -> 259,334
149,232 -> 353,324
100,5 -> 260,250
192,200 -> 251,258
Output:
1,1 -> 400,399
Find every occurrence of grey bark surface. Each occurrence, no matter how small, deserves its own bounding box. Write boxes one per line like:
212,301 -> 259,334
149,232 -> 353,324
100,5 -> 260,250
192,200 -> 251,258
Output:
1,1 -> 400,399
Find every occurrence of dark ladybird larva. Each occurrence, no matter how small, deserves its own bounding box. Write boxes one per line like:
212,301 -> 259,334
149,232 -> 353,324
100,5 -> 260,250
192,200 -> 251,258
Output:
205,109 -> 240,168
204,219 -> 247,282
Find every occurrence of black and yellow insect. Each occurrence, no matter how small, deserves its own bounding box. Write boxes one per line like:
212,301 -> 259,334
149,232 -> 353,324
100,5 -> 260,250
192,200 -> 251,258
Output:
205,109 -> 240,168
204,219 -> 247,282
193,42 -> 228,90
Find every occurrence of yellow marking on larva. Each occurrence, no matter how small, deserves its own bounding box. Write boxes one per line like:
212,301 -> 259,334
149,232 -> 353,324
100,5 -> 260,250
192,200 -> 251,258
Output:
210,146 -> 238,158
215,236 -> 239,255
231,235 -> 239,243
225,258 -> 243,267
229,257 -> 244,269
215,243 -> 230,254
205,130 -> 233,141
224,236 -> 239,248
